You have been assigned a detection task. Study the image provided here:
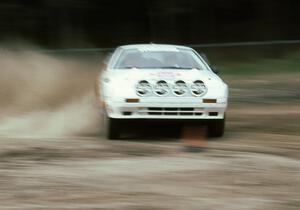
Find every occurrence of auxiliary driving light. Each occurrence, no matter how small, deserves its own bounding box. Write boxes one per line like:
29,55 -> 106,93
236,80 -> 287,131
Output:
136,80 -> 152,96
190,80 -> 207,96
173,80 -> 188,96
153,80 -> 170,96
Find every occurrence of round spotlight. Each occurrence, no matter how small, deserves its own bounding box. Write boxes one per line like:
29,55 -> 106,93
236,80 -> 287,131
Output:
153,80 -> 169,96
136,80 -> 151,96
173,80 -> 188,96
190,80 -> 207,96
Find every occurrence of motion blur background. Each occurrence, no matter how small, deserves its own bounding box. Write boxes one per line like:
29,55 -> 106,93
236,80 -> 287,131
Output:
1,0 -> 300,73
1,0 -> 300,48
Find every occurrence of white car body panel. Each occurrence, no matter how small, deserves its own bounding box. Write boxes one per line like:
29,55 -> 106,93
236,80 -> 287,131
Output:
98,44 -> 228,120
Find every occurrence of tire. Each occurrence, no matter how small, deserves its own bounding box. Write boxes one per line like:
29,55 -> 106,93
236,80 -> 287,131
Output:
208,117 -> 225,138
102,114 -> 120,140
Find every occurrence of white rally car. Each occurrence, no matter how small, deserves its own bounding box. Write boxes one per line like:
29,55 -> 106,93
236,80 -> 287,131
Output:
97,44 -> 228,139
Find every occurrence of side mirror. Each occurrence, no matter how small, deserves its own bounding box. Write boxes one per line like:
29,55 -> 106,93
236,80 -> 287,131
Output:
200,53 -> 210,65
199,52 -> 219,74
212,67 -> 219,74
101,52 -> 113,71
103,52 -> 113,65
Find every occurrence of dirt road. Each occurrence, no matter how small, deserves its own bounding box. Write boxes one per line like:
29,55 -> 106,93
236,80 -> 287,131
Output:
0,53 -> 299,210
0,132 -> 299,210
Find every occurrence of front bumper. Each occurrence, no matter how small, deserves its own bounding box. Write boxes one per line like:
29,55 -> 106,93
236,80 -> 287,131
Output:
103,97 -> 227,120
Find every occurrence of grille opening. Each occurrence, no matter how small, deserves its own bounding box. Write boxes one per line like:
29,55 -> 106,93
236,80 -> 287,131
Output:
165,108 -> 178,111
141,107 -> 201,116
180,112 -> 193,116
148,107 -> 163,111
180,108 -> 194,111
123,111 -> 132,116
148,112 -> 162,115
165,112 -> 177,115
209,112 -> 218,116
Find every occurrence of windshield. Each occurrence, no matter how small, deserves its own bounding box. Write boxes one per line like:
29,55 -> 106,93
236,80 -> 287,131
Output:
113,49 -> 205,70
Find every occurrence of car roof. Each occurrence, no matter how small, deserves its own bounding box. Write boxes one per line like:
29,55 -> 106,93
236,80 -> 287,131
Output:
119,44 -> 193,52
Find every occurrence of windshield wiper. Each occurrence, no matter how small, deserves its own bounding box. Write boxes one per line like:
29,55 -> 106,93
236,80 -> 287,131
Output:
117,66 -> 139,69
116,66 -> 201,70
158,66 -> 201,70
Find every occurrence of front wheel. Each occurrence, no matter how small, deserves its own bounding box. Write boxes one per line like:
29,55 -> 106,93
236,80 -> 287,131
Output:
102,114 -> 120,140
208,117 -> 225,138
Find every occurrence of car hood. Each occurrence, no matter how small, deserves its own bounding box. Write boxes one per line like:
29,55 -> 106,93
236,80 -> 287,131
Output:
104,68 -> 224,87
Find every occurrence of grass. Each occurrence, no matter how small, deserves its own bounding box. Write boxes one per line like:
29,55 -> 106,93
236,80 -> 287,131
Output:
214,52 -> 300,75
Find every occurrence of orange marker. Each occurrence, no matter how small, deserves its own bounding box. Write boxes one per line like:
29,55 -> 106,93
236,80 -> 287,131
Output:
181,126 -> 207,152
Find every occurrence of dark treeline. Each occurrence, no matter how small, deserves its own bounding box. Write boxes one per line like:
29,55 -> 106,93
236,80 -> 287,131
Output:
0,0 -> 299,48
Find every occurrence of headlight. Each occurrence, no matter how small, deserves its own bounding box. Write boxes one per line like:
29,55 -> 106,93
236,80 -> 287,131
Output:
153,80 -> 169,96
173,80 -> 188,96
190,80 -> 207,96
136,80 -> 151,96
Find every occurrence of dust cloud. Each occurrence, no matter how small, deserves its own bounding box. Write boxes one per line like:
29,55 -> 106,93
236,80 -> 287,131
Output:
0,51 -> 102,137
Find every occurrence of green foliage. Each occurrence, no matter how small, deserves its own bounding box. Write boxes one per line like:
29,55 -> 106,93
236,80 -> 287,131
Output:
218,52 -> 300,75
